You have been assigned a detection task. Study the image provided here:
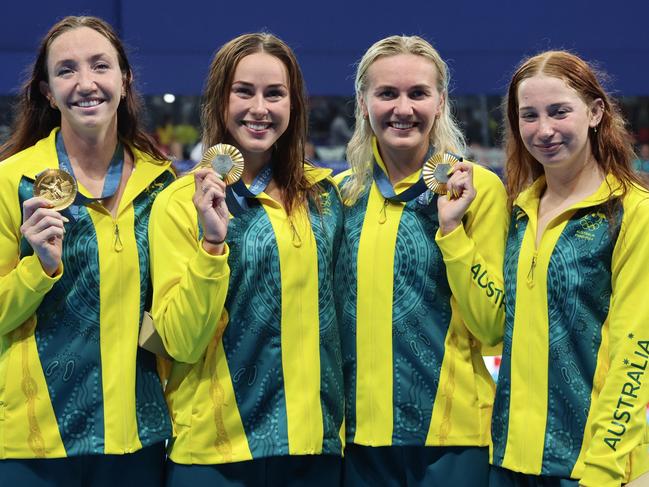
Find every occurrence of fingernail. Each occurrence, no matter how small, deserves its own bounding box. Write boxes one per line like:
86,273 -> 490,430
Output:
62,216 -> 69,223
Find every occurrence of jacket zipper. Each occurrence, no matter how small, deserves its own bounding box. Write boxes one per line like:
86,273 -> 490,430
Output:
111,214 -> 129,451
113,221 -> 123,252
526,251 -> 538,287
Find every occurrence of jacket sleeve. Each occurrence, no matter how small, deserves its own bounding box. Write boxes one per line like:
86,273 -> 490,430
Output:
149,180 -> 230,364
580,197 -> 649,487
435,165 -> 508,347
0,171 -> 60,336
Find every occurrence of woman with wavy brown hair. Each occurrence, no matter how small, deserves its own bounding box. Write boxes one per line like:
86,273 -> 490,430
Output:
490,50 -> 649,487
149,33 -> 344,486
0,15 -> 173,487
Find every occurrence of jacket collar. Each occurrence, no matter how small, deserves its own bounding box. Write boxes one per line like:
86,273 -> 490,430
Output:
22,127 -> 171,215
514,173 -> 623,217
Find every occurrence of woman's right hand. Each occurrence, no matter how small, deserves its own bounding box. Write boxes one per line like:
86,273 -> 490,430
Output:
20,197 -> 68,276
192,168 -> 229,255
437,161 -> 477,236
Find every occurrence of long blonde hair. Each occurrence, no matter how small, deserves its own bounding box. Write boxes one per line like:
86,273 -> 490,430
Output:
343,35 -> 466,204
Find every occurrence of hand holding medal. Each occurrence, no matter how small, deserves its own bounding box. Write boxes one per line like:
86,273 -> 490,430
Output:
193,144 -> 243,254
427,153 -> 476,236
21,169 -> 76,275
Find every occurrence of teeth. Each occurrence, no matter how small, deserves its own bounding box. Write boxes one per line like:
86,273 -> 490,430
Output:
77,100 -> 101,107
244,122 -> 270,130
391,122 -> 414,129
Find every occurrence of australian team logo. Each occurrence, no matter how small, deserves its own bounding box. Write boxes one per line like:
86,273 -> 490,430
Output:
579,211 -> 606,231
576,211 -> 606,241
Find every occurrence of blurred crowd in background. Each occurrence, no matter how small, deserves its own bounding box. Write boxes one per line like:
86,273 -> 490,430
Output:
1,93 -> 649,176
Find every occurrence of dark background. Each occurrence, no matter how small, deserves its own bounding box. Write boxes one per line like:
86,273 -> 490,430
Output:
2,0 -> 648,164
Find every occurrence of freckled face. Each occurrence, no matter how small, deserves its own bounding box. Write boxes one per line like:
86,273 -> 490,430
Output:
517,74 -> 602,171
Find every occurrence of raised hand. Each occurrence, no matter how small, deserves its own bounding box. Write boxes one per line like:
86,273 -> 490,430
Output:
192,168 -> 229,255
20,197 -> 68,276
437,161 -> 476,236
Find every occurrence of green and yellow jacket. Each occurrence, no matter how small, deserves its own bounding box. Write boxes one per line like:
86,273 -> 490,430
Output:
0,128 -> 174,458
334,147 -> 508,448
492,175 -> 649,487
150,166 -> 344,464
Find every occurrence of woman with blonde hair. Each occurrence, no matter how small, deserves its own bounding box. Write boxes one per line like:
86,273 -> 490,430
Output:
0,15 -> 173,486
490,50 -> 649,487
149,33 -> 344,486
335,35 -> 508,486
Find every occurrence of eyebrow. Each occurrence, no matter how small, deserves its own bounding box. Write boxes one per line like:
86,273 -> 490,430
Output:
232,81 -> 288,89
519,102 -> 571,112
373,83 -> 431,91
53,53 -> 112,67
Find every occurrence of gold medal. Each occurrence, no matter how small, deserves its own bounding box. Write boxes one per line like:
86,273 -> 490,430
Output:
200,144 -> 244,185
422,152 -> 460,195
33,169 -> 78,211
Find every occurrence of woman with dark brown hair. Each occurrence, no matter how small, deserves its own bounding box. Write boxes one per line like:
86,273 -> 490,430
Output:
0,15 -> 173,487
149,33 -> 344,486
490,50 -> 649,487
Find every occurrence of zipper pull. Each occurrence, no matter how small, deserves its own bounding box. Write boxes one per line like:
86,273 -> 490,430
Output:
289,219 -> 302,248
113,222 -> 124,252
526,253 -> 537,287
378,199 -> 389,224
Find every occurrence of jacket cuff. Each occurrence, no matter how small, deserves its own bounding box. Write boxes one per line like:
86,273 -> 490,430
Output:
18,254 -> 62,292
192,242 -> 230,278
435,224 -> 474,261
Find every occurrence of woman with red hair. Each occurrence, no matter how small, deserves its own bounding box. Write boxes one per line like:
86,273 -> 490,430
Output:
490,50 -> 649,487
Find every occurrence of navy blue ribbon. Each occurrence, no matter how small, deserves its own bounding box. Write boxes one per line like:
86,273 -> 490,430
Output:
46,132 -> 125,220
372,138 -> 432,204
55,131 -> 125,204
226,164 -> 273,217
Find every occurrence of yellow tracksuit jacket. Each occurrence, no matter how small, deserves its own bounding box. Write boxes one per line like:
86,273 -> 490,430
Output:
0,128 -> 174,458
492,175 -> 649,487
335,147 -> 508,448
149,166 -> 345,464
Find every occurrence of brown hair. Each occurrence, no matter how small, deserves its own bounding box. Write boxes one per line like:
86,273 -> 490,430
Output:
201,32 -> 317,216
0,15 -> 165,161
504,50 -> 643,206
